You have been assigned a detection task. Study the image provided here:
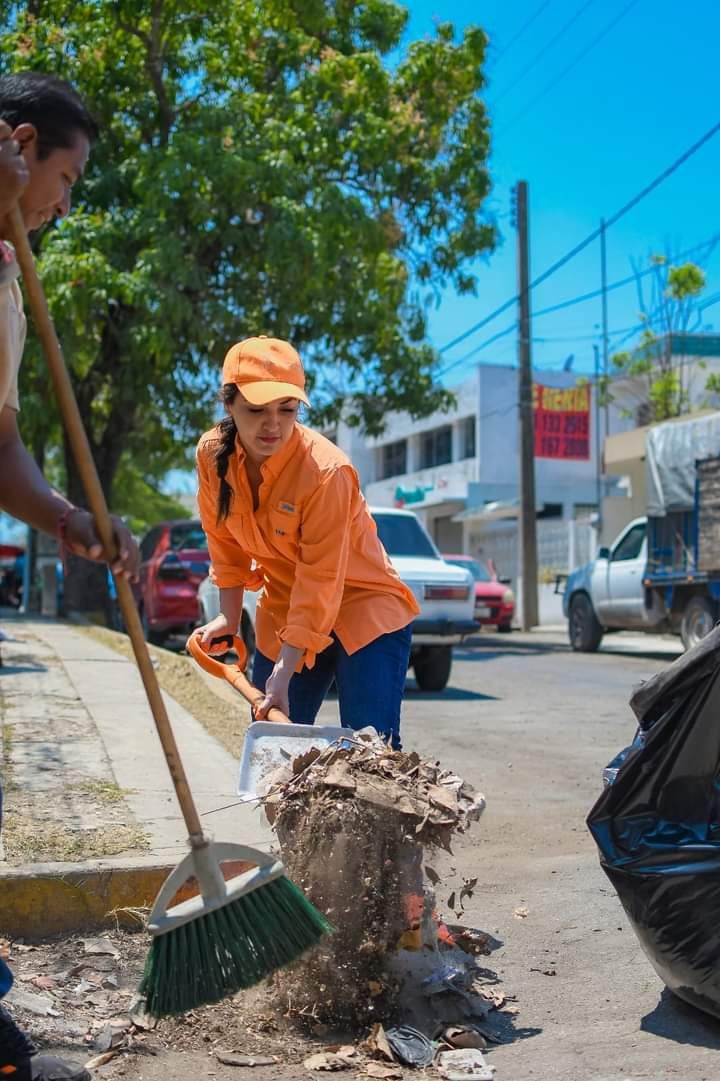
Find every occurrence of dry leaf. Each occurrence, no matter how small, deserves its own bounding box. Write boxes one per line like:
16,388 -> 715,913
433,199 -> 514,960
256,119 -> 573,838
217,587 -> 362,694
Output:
84,1052 -> 117,1069
363,1065 -> 402,1080
479,987 -> 506,1008
216,1052 -> 278,1066
362,1023 -> 395,1062
303,1052 -> 349,1071
442,1026 -> 486,1050
425,865 -> 440,886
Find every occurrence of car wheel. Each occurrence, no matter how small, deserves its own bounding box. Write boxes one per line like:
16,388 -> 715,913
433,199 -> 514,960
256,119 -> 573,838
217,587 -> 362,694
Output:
497,622 -> 513,634
413,645 -> 452,692
680,595 -> 716,651
568,594 -> 603,652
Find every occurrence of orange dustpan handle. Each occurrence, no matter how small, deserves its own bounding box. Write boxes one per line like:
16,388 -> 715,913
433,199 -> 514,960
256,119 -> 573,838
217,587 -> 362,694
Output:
186,633 -> 289,724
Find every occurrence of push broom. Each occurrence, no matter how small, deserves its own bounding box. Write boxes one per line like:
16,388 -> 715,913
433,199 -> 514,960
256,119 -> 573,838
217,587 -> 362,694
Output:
8,206 -> 330,1017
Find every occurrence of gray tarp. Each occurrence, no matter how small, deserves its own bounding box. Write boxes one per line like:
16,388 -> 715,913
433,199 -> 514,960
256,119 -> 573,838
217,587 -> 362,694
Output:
646,412 -> 720,516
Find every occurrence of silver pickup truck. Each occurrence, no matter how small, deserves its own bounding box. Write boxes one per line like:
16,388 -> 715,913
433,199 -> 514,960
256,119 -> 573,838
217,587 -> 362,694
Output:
562,514 -> 718,652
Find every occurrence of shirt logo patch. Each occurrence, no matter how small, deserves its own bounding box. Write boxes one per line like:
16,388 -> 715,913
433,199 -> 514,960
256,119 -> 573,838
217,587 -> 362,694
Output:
278,501 -> 295,513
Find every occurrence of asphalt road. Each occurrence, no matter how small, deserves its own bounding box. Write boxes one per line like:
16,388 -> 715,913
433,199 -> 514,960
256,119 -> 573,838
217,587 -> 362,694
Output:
357,628 -> 720,1081
75,625 -> 720,1081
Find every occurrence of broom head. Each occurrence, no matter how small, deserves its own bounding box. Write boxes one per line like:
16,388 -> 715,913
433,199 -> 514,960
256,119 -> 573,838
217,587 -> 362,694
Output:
137,841 -> 331,1017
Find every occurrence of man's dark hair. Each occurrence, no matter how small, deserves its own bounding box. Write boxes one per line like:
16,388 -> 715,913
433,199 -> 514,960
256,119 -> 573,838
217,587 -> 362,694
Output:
0,71 -> 98,159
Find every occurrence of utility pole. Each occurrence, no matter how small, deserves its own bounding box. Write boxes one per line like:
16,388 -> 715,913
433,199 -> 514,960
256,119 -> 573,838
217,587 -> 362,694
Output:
593,343 -> 603,534
514,180 -> 538,630
600,218 -> 610,439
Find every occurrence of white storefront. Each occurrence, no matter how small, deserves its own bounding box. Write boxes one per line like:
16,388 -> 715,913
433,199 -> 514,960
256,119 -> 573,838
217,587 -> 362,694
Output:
334,363 -> 603,556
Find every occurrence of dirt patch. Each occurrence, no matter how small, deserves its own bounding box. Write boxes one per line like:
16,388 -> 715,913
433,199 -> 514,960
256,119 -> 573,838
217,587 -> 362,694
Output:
74,625 -> 251,757
3,927 -> 512,1080
1,816 -> 149,862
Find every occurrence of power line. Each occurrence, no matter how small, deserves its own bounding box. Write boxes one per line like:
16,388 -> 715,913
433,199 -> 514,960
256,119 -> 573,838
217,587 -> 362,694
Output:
498,0 -> 643,136
493,0 -> 599,108
437,120 -> 720,361
442,316 -> 648,379
533,230 -> 720,319
493,1 -> 555,64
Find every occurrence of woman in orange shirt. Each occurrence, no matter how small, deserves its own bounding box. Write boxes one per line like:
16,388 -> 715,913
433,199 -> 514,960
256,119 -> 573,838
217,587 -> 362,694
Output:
195,336 -> 419,748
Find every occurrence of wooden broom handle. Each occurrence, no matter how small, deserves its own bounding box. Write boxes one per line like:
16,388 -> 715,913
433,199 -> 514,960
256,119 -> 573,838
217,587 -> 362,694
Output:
7,206 -> 205,844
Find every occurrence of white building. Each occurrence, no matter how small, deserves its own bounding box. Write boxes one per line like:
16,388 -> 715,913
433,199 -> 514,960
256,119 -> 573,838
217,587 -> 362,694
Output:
331,336 -> 720,583
333,363 -> 604,560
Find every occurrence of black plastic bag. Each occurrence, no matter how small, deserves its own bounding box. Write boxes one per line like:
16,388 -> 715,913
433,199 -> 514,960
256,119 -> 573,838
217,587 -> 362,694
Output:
587,624 -> 720,1018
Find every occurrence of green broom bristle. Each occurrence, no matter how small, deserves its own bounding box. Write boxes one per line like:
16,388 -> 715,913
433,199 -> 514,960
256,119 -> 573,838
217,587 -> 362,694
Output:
138,874 -> 332,1017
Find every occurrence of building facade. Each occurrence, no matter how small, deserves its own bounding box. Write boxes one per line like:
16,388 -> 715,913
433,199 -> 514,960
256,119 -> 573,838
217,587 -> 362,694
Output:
333,363 -> 604,559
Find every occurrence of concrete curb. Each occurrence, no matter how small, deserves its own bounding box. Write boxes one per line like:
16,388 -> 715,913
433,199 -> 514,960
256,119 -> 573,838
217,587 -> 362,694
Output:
0,855 -> 252,937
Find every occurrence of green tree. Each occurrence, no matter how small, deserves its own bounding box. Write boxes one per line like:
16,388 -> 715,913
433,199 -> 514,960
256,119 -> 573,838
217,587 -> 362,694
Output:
608,256 -> 712,424
1,0 -> 495,612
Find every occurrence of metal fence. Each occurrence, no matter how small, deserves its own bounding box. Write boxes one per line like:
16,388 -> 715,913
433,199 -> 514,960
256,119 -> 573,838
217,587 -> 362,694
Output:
468,516 -> 597,585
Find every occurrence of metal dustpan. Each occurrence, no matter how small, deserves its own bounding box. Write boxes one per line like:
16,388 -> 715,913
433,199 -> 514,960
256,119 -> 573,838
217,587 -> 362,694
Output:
186,634 -> 355,801
237,719 -> 353,801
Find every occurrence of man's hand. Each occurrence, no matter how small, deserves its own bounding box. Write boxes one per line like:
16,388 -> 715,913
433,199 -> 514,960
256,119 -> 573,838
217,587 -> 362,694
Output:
0,120 -> 29,219
64,508 -> 139,581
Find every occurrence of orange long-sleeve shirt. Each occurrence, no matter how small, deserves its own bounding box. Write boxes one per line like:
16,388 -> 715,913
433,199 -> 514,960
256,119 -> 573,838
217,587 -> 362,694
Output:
196,423 -> 419,669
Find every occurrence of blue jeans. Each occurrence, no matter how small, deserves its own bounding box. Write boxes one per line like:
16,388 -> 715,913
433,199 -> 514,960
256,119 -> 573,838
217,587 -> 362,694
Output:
253,624 -> 412,749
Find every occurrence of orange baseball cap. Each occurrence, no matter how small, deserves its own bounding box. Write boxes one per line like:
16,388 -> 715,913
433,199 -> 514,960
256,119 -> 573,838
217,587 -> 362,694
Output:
222,336 -> 310,407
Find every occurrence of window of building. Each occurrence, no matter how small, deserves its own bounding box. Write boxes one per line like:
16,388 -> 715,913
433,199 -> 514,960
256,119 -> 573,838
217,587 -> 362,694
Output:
381,439 -> 408,480
421,425 -> 453,469
462,416 -> 476,459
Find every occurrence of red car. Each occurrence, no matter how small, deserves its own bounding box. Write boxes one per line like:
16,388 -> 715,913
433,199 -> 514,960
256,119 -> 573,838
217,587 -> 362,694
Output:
443,554 -> 515,633
137,520 -> 210,645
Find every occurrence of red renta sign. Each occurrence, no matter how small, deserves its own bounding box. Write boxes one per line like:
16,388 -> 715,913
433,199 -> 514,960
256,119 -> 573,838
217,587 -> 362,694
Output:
533,383 -> 591,460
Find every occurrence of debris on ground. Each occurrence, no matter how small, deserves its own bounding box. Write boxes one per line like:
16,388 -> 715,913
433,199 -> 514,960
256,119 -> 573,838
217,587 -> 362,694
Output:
265,732 -> 485,1026
436,1048 -> 495,1080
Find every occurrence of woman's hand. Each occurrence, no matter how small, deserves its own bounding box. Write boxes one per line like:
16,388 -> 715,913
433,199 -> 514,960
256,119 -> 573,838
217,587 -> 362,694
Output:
194,613 -> 231,649
255,661 -> 292,720
255,643 -> 302,720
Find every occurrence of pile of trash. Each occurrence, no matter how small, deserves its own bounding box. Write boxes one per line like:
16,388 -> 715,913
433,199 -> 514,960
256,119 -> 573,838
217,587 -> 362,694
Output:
262,731 -> 486,1027
263,730 -> 486,846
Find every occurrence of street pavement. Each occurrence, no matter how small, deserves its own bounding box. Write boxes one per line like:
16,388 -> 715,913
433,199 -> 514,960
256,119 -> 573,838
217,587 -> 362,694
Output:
5,617 -> 720,1079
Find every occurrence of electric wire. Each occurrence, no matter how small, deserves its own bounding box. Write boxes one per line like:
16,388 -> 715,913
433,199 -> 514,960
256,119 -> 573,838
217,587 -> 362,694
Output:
437,120 -> 720,364
493,1 -> 556,63
493,0 -> 599,108
497,0 -> 643,136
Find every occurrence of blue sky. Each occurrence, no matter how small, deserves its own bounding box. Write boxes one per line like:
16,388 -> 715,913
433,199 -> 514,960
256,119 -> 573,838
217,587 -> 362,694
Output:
404,0 -> 720,385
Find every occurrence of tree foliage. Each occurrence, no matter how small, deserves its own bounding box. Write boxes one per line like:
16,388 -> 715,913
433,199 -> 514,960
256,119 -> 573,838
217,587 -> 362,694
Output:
606,255 -> 714,423
2,0 -> 494,490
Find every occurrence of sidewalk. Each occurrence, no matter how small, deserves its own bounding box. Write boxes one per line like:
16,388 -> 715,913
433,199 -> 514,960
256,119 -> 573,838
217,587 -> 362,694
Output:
0,613 -> 271,928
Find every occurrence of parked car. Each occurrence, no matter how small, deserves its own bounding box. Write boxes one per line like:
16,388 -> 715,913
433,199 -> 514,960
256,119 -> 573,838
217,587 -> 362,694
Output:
136,520 -> 210,645
196,576 -> 259,668
442,554 -> 515,632
371,508 -> 477,691
196,508 -> 476,692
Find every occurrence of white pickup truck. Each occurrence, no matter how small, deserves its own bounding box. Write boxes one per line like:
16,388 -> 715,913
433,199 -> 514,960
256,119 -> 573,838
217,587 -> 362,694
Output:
198,506 -> 477,691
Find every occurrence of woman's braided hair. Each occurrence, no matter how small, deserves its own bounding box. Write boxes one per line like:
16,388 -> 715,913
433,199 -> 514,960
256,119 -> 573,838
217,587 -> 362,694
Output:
215,384 -> 239,523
